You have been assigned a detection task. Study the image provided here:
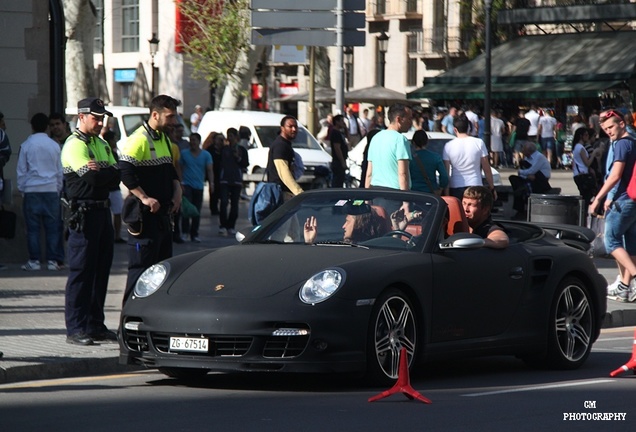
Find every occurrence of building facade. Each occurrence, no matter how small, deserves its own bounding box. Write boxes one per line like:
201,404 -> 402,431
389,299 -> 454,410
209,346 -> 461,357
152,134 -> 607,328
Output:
93,0 -> 209,113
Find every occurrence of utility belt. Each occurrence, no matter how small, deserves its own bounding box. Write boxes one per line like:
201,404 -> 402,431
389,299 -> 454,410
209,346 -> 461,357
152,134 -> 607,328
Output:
76,199 -> 111,209
61,198 -> 110,233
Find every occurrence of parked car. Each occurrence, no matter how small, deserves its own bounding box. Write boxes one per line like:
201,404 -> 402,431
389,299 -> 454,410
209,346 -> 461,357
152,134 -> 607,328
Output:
347,130 -> 502,187
66,105 -> 190,150
196,110 -> 332,189
119,188 -> 606,385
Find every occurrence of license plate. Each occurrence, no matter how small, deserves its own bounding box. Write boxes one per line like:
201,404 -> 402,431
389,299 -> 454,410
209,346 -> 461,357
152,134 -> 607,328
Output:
169,337 -> 209,353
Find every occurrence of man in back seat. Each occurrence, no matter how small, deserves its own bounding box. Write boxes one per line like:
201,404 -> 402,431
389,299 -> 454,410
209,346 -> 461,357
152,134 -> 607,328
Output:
462,186 -> 509,249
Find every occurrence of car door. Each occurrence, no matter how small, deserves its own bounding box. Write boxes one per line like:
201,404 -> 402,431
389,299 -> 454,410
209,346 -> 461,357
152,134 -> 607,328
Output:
429,245 -> 527,343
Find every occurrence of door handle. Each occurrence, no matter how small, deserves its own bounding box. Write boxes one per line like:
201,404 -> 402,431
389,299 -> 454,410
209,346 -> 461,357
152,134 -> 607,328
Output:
509,267 -> 524,279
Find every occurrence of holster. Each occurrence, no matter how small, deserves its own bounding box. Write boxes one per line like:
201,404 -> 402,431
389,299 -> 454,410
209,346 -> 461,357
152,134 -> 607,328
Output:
61,197 -> 86,233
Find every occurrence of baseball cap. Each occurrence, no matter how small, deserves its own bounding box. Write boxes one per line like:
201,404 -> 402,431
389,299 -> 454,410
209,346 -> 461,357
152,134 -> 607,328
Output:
78,97 -> 113,117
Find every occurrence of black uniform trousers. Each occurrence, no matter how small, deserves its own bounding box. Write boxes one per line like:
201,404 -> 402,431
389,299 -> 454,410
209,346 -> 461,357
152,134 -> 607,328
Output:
123,211 -> 173,303
65,207 -> 114,337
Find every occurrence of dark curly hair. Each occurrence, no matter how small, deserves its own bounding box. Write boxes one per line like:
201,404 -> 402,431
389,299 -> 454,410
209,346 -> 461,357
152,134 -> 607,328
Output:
348,208 -> 390,243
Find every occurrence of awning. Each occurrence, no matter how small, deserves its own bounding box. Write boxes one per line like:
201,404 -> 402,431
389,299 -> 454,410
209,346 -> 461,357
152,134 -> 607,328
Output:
345,85 -> 414,106
278,87 -> 335,102
408,31 -> 636,100
414,80 -> 627,100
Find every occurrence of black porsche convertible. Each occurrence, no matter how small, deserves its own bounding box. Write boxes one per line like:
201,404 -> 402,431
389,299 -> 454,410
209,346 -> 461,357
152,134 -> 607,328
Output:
119,189 -> 607,384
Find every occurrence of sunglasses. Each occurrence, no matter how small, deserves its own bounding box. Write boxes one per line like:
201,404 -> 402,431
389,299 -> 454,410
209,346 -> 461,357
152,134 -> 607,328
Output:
600,110 -> 623,122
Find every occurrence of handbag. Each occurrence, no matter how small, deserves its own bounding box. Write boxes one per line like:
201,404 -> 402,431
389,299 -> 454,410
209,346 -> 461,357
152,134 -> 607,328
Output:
249,182 -> 283,225
181,196 -> 199,218
508,130 -> 517,148
1,178 -> 12,205
413,153 -> 442,196
587,215 -> 608,258
0,206 -> 17,239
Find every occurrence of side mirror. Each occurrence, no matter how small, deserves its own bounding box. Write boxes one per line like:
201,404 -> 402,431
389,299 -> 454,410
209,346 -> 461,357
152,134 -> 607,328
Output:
439,233 -> 485,250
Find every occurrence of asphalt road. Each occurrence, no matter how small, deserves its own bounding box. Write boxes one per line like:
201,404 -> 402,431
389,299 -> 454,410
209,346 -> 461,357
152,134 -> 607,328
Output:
1,328 -> 634,432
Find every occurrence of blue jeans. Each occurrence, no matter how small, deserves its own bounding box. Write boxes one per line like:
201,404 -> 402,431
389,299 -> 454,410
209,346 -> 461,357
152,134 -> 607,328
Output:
22,192 -> 64,262
604,198 -> 636,255
541,137 -> 556,151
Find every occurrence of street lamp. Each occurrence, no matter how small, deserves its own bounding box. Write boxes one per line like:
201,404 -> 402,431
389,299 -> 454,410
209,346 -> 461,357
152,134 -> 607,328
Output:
343,46 -> 353,91
148,33 -> 160,98
484,1 -> 492,153
376,31 -> 389,87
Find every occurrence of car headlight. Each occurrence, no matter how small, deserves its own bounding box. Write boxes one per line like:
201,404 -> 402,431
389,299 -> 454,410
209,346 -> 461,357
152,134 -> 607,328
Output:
134,262 -> 170,298
299,268 -> 345,304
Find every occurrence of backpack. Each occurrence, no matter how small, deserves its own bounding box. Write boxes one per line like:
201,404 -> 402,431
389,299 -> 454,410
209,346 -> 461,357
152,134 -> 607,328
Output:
624,137 -> 636,200
248,181 -> 283,226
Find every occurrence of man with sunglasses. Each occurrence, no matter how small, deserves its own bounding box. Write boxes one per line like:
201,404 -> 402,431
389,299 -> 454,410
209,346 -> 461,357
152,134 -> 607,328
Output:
590,109 -> 636,302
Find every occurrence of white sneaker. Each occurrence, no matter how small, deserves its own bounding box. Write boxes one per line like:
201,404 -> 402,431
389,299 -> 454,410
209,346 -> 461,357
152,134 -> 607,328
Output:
607,275 -> 621,295
218,228 -> 227,236
21,260 -> 41,271
47,260 -> 62,271
628,279 -> 636,303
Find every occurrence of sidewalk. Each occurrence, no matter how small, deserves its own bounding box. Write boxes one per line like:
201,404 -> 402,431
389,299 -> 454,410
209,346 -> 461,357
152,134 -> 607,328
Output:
1,191 -> 636,385
0,195 -> 248,385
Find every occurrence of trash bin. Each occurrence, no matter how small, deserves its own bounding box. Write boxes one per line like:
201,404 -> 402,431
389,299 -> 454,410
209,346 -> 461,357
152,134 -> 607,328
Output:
528,194 -> 585,226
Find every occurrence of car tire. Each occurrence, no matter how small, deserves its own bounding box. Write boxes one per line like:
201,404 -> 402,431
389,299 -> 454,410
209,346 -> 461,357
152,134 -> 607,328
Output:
158,367 -> 209,380
366,288 -> 418,386
528,276 -> 595,370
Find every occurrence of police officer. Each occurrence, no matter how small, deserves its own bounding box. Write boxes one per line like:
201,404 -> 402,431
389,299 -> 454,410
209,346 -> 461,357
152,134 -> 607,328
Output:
62,98 -> 120,345
119,95 -> 182,303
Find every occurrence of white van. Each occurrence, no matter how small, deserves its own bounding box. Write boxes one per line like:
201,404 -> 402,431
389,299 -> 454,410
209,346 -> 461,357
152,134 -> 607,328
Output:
196,110 -> 332,188
65,105 -> 190,150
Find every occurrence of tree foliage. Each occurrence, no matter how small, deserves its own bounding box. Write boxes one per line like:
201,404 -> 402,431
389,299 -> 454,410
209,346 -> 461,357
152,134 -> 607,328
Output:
463,0 -> 517,59
176,0 -> 251,85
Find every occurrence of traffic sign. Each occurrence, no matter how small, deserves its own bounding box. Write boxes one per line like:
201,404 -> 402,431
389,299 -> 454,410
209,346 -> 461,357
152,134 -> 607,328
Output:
251,29 -> 365,47
251,0 -> 365,10
251,11 -> 365,29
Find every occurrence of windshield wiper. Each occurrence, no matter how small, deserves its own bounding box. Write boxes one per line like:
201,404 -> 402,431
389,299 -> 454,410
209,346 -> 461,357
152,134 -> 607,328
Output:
243,239 -> 286,245
314,241 -> 369,249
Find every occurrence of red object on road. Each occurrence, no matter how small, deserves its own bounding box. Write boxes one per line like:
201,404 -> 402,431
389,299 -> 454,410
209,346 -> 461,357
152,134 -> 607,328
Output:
609,327 -> 636,377
368,347 -> 432,404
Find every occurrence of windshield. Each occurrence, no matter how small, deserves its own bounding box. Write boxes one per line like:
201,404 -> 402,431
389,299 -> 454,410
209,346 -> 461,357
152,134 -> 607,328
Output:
427,138 -> 452,156
248,191 -> 438,251
255,126 -> 323,150
121,114 -> 149,137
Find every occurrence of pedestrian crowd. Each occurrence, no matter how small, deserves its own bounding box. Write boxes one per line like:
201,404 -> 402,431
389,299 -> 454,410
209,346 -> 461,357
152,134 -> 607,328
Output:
2,98 -> 636,355
318,103 -> 636,305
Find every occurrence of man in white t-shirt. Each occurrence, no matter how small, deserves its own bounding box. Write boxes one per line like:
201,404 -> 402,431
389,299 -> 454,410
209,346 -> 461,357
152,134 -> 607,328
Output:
189,105 -> 203,133
537,109 -> 558,167
464,105 -> 479,137
525,103 -> 540,141
490,110 -> 506,168
443,114 -> 496,201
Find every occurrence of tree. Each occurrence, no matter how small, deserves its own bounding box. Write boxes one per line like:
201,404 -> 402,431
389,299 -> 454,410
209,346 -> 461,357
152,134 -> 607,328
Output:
176,0 -> 251,108
63,0 -> 97,108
